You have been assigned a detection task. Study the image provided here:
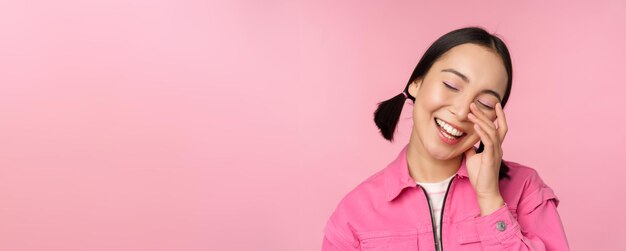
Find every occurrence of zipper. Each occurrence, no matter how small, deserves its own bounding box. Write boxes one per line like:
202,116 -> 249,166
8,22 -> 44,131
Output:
420,187 -> 439,251
418,176 -> 455,251
439,177 -> 455,251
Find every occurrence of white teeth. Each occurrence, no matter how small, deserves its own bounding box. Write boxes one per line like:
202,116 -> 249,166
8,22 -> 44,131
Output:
436,118 -> 463,137
441,131 -> 455,139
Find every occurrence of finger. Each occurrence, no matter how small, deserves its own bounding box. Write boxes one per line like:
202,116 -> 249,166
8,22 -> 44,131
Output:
469,102 -> 496,130
473,124 -> 496,161
468,111 -> 499,146
470,114 -> 501,159
495,103 -> 508,140
469,103 -> 499,143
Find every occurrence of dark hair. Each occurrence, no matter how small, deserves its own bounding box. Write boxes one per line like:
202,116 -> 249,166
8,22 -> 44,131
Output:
373,26 -> 513,179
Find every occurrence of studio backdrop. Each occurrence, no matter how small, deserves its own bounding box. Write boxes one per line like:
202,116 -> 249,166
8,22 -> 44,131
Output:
0,0 -> 625,250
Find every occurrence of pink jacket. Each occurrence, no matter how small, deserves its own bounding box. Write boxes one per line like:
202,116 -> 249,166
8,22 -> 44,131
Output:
322,144 -> 569,250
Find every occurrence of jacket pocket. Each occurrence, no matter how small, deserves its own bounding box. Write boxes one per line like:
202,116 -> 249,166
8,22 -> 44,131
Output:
456,220 -> 480,245
357,229 -> 419,251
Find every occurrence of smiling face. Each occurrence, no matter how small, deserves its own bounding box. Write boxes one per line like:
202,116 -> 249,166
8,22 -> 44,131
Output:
407,43 -> 509,160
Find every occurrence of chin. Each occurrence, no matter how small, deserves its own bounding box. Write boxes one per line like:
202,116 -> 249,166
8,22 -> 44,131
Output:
426,146 -> 461,160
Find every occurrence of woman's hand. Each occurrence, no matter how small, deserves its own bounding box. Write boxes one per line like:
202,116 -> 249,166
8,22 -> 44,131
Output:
465,102 -> 508,216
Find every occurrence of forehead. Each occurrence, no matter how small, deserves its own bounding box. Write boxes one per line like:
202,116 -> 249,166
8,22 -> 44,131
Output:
431,43 -> 508,95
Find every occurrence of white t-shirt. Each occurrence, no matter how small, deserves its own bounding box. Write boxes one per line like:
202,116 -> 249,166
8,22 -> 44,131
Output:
416,174 -> 455,251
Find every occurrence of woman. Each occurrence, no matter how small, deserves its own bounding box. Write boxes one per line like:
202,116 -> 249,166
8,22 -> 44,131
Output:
321,27 -> 569,250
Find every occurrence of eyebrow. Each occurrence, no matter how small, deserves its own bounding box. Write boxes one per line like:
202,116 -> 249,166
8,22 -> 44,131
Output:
441,68 -> 502,102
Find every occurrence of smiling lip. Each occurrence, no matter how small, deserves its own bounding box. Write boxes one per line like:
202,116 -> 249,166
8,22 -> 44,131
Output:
435,117 -> 465,133
434,117 -> 466,145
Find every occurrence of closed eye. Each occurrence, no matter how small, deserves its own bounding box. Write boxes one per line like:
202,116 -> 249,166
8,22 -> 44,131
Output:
478,101 -> 494,109
443,81 -> 458,91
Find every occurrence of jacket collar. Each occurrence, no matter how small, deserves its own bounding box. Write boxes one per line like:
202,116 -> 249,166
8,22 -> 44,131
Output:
384,144 -> 469,202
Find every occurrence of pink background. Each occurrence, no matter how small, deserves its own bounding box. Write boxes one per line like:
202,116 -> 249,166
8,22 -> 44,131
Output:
1,0 -> 625,250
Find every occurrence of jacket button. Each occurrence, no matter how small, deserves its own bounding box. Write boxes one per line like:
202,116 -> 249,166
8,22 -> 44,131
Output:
496,221 -> 506,232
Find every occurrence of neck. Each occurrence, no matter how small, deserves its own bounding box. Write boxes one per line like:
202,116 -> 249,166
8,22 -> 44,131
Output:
406,132 -> 461,183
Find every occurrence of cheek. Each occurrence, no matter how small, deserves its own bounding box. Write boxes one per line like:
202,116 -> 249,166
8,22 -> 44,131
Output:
416,86 -> 450,112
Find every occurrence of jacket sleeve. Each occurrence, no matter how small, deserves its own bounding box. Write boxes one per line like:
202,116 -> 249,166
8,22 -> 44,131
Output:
474,185 -> 570,250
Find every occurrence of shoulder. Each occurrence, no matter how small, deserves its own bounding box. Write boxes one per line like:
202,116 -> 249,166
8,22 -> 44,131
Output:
329,167 -> 389,217
501,160 -> 560,212
503,160 -> 547,191
325,160 -> 404,225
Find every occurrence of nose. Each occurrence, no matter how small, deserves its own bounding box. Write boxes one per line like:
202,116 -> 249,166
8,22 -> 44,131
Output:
449,96 -> 473,122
